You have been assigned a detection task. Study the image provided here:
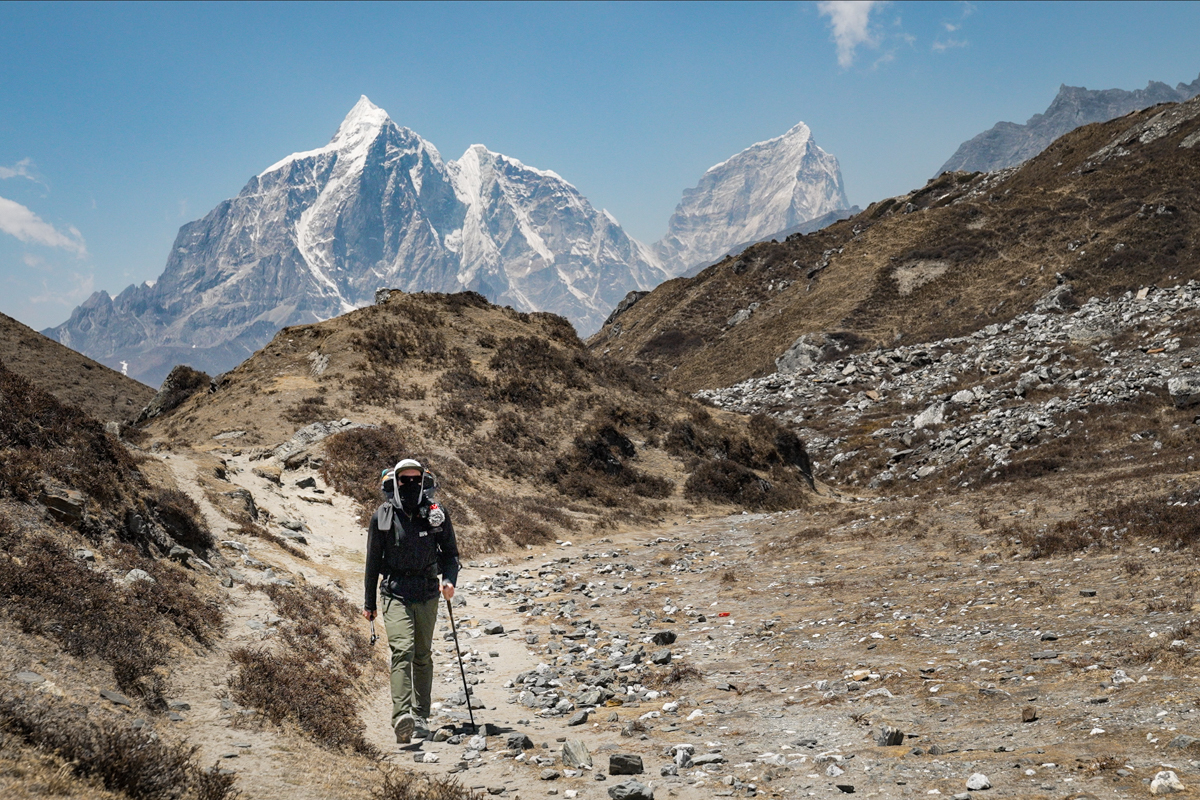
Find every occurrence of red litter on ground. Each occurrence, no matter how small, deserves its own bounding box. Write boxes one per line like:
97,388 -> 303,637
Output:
717,612 -> 731,617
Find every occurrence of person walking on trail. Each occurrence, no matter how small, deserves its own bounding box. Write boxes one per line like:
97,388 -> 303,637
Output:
362,458 -> 460,744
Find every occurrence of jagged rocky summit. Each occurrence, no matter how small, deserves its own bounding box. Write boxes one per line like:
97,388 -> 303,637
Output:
938,74 -> 1200,175
46,97 -> 666,385
655,122 -> 851,275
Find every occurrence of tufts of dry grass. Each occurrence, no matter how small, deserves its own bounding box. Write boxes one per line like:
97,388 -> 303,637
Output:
0,692 -> 240,800
370,768 -> 483,800
0,526 -> 222,702
228,583 -> 376,755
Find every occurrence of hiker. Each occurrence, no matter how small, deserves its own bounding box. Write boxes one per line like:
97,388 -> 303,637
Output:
362,458 -> 460,744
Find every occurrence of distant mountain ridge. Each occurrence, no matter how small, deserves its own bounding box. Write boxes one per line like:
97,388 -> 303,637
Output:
46,98 -> 849,386
938,74 -> 1200,175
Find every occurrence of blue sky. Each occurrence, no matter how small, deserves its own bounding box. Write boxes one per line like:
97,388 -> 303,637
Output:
2,1 -> 1198,330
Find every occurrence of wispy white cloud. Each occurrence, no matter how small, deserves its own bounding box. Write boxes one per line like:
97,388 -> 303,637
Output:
932,37 -> 968,52
0,195 -> 87,256
817,0 -> 882,68
28,269 -> 95,307
943,22 -> 960,32
0,158 -> 48,189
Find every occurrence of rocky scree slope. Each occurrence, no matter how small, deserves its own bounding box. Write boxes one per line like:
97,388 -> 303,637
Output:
46,97 -> 666,385
938,73 -> 1200,175
0,311 -> 153,424
590,95 -> 1200,394
700,281 -> 1200,494
142,290 -> 815,556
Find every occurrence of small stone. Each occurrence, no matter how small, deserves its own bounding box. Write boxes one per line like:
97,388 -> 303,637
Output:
1151,770 -> 1185,795
650,649 -> 672,665
660,764 -> 677,776
563,739 -> 593,769
99,689 -> 132,706
651,631 -> 677,646
15,671 -> 44,685
434,727 -> 454,743
567,710 -> 589,726
168,700 -> 191,711
122,569 -> 155,585
875,725 -> 904,746
1079,589 -> 1096,597
609,753 -> 644,775
482,622 -> 505,635
966,773 -> 991,791
1031,651 -> 1058,660
540,769 -> 560,781
507,733 -> 534,750
607,779 -> 654,800
168,712 -> 185,722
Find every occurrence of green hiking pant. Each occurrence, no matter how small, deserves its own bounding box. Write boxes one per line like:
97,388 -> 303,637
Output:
381,595 -> 439,727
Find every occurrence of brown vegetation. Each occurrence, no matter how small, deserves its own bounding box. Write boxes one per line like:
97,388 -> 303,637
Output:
228,583 -> 376,754
0,692 -> 239,800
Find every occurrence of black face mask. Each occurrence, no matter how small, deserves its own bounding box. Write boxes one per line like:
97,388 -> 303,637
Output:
397,483 -> 422,511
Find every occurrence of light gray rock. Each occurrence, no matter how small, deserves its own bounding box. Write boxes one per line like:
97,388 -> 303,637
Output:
1168,373 -> 1200,408
607,779 -> 654,800
966,772 -> 991,791
562,739 -> 593,769
1151,770 -> 1185,795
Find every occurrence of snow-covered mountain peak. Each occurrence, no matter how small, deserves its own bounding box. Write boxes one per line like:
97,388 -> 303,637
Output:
656,120 -> 848,275
259,95 -> 394,177
705,121 -> 814,175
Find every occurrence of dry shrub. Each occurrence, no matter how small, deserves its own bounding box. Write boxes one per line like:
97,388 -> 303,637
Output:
644,662 -> 703,688
0,692 -> 239,800
321,424 -> 407,525
548,423 -> 672,502
229,583 -> 375,754
0,361 -> 139,507
436,398 -> 487,433
352,316 -> 447,369
284,394 -> 328,425
148,487 -> 213,552
349,369 -> 401,407
0,532 -> 221,701
465,493 -> 554,549
137,364 -> 210,423
1019,487 -> 1200,558
371,768 -> 483,800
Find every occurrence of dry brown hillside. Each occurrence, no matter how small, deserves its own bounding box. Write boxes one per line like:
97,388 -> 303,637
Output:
1,311 -> 154,423
144,291 -> 816,556
591,96 -> 1200,392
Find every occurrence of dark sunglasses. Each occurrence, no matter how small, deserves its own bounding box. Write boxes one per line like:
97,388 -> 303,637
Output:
397,474 -> 423,485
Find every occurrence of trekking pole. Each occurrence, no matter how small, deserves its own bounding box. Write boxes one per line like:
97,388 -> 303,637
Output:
369,618 -> 378,647
444,595 -> 477,732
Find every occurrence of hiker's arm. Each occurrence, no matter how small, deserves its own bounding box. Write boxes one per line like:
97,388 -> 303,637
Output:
436,512 -> 460,599
363,514 -> 382,619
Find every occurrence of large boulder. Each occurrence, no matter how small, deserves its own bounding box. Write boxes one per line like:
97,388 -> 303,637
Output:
135,364 -> 211,423
1168,373 -> 1200,408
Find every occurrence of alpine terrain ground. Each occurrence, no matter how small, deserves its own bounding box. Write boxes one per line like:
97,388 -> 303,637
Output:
3,96 -> 1200,800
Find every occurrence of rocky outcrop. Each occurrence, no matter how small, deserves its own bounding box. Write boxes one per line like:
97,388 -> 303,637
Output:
135,365 -> 210,423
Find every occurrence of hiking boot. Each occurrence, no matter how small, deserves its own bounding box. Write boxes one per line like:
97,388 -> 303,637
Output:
413,718 -> 430,740
394,713 -> 415,744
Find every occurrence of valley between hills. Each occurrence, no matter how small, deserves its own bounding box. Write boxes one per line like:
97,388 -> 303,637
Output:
3,96 -> 1200,800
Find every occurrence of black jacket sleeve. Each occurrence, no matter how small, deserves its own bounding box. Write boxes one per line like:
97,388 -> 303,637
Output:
436,509 -> 460,587
364,510 -> 384,612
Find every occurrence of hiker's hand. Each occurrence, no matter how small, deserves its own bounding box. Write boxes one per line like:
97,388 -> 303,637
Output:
362,609 -> 376,621
441,583 -> 455,601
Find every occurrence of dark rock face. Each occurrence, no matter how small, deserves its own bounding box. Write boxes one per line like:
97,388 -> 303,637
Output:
135,364 -> 210,423
609,753 -> 644,775
938,74 -> 1200,175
